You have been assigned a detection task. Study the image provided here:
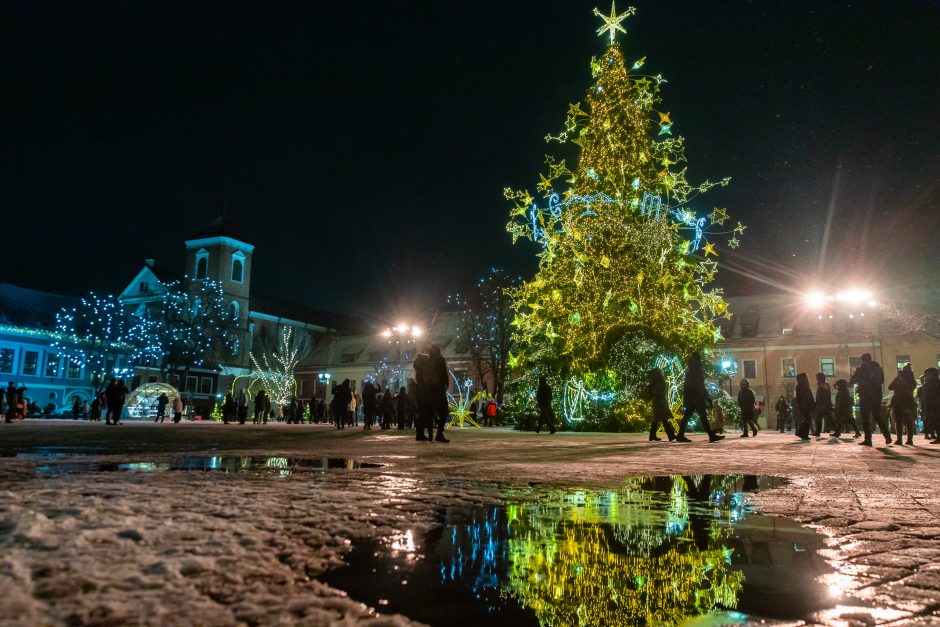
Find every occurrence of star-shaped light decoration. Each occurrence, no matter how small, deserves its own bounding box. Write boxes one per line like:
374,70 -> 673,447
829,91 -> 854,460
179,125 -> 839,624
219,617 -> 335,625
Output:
708,206 -> 729,225
733,221 -> 747,235
631,56 -> 646,70
593,1 -> 635,44
702,241 -> 717,257
659,112 -> 671,125
727,236 -> 740,249
506,352 -> 523,369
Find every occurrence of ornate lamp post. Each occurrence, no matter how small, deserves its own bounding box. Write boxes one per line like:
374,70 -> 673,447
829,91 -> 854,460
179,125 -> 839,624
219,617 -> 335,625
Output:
381,323 -> 422,390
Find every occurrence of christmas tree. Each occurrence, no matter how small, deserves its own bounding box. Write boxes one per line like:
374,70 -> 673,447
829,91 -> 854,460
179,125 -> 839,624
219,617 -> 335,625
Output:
506,3 -> 742,426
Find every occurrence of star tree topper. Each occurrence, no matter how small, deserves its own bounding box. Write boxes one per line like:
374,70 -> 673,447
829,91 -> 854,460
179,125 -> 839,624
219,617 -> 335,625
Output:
593,1 -> 635,44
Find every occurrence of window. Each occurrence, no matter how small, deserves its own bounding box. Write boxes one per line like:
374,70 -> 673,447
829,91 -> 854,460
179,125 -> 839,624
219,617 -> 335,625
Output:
0,348 -> 14,374
67,361 -> 82,379
186,376 -> 198,393
139,281 -> 149,293
781,358 -> 796,378
200,377 -> 213,395
403,351 -> 414,361
195,249 -> 209,279
45,354 -> 60,378
22,351 -> 39,376
895,355 -> 911,371
341,353 -> 357,363
231,251 -> 245,283
742,360 -> 757,380
820,357 -> 835,377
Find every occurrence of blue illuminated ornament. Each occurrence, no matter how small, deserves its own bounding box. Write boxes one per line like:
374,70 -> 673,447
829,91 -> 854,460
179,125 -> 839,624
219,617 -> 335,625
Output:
672,208 -> 707,253
525,192 -> 617,247
640,192 -> 662,220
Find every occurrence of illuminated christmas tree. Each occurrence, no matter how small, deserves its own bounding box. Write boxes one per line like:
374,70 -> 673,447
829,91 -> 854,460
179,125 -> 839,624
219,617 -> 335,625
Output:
505,3 -> 742,426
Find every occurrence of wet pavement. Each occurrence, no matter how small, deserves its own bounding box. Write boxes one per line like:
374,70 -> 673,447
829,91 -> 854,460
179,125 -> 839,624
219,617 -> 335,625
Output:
1,422 -> 939,625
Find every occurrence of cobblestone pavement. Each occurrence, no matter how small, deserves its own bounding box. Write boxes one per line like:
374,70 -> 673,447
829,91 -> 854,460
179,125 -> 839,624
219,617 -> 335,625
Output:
1,421 -> 938,625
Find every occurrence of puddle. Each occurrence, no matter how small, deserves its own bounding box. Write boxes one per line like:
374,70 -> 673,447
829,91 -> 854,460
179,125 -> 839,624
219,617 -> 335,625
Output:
322,475 -> 840,626
22,455 -> 384,475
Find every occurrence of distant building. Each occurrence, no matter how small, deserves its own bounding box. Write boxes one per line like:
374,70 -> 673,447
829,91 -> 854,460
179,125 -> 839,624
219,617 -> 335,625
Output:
0,283 -> 96,413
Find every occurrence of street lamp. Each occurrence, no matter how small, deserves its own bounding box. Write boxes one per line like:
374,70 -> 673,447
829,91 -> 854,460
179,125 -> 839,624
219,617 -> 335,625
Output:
381,323 -> 422,390
719,358 -> 737,394
317,372 -> 331,400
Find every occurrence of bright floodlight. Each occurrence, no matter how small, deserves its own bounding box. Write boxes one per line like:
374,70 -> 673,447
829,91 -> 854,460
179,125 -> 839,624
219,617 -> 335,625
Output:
805,291 -> 825,308
721,359 -> 732,370
867,299 -> 878,308
412,326 -> 423,337
840,288 -> 871,305
382,329 -> 392,337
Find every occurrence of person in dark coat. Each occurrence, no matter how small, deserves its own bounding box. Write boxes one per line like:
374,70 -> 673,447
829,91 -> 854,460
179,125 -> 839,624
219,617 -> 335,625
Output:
395,387 -> 407,429
921,368 -> 940,444
833,379 -> 860,438
253,390 -> 267,424
361,381 -> 377,430
105,379 -> 129,425
647,368 -> 675,441
794,373 -> 816,441
535,375 -> 556,434
4,382 -> 16,423
415,345 -> 450,442
737,379 -> 758,437
155,392 -> 169,423
330,380 -> 352,430
888,363 -> 917,445
677,352 -> 723,443
381,388 -> 395,430
775,396 -> 789,432
850,352 -> 891,446
236,389 -> 249,425
813,373 -> 833,437
90,394 -> 103,422
222,392 -> 235,424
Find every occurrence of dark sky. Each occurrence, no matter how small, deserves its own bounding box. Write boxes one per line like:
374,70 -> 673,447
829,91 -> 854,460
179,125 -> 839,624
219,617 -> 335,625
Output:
3,0 -> 939,323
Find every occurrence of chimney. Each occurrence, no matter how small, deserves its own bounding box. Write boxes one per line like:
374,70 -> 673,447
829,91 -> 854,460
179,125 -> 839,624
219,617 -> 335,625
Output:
145,259 -> 155,268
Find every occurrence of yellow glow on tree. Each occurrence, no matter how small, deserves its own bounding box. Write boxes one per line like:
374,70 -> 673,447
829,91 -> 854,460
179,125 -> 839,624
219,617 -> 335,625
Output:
505,4 -> 737,410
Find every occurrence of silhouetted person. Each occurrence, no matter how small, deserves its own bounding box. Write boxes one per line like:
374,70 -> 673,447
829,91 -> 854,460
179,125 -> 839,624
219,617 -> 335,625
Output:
737,379 -> 758,437
646,368 -> 675,441
254,389 -> 267,424
395,387 -> 407,429
794,373 -> 816,441
381,388 -> 395,429
155,392 -> 169,423
850,352 -> 890,446
4,382 -> 15,423
535,375 -> 556,434
222,392 -> 235,424
106,379 -> 129,425
888,363 -> 917,445
833,379 -> 860,438
415,345 -> 450,442
677,352 -> 723,443
172,395 -> 183,423
331,379 -> 351,430
813,373 -> 832,437
361,381 -> 377,430
922,368 -> 940,444
775,396 -> 790,432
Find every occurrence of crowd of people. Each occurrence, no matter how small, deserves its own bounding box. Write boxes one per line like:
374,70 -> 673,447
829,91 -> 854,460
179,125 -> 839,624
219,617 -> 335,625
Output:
638,351 -> 940,446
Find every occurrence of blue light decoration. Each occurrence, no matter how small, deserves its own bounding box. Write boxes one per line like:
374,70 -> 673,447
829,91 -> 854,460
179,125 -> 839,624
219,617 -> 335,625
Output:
526,192 -> 617,247
672,208 -> 707,253
563,376 -> 618,423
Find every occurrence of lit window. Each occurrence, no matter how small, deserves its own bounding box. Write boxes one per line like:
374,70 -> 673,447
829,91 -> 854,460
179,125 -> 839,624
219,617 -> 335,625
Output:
895,355 -> 911,371
45,354 -> 60,378
781,358 -> 796,378
820,357 -> 835,377
22,351 -> 39,376
0,348 -> 15,374
67,361 -> 82,379
743,360 -> 757,380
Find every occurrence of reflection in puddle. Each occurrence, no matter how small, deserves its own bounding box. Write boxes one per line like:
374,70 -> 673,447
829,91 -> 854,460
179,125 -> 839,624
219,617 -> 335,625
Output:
324,475 -> 837,626
24,455 -> 383,476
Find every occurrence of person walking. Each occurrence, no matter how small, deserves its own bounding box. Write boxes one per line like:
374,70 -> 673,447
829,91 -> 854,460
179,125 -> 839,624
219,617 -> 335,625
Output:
331,379 -> 352,430
775,396 -> 790,432
833,379 -> 861,438
395,387 -> 407,429
172,395 -> 183,423
347,389 -> 358,428
813,373 -> 833,438
535,375 -> 556,435
361,381 -> 377,430
106,379 -> 129,425
921,368 -> 940,444
414,345 -> 450,442
236,389 -> 248,425
103,378 -> 118,425
381,388 -> 395,430
72,396 -> 81,420
253,390 -> 266,424
90,394 -> 103,422
676,352 -> 723,443
737,379 -> 758,437
888,363 -> 917,445
646,368 -> 675,441
155,392 -> 169,423
850,352 -> 891,446
794,373 -> 816,441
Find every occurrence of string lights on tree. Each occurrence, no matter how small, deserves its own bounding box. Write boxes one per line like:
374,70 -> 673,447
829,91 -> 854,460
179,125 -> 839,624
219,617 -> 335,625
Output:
53,292 -> 135,391
504,3 -> 741,427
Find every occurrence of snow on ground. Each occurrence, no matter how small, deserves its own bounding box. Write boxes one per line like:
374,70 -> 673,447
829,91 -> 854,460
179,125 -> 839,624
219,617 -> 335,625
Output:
1,422 -> 939,625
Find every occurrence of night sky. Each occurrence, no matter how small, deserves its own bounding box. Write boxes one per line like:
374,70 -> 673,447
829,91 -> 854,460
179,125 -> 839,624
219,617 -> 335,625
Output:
3,1 -> 939,324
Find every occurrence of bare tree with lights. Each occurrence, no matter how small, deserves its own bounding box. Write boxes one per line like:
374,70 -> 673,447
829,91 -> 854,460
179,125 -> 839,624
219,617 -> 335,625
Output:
130,279 -> 240,386
53,292 -> 135,392
248,325 -> 311,405
504,3 -> 740,427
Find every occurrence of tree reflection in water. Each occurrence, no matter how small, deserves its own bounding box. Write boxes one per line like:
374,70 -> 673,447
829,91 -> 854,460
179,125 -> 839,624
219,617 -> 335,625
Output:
432,475 -> 754,625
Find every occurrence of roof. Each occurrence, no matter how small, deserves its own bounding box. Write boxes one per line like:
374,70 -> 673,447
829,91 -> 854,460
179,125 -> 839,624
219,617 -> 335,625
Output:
249,292 -> 367,334
0,283 -> 77,329
188,214 -> 249,243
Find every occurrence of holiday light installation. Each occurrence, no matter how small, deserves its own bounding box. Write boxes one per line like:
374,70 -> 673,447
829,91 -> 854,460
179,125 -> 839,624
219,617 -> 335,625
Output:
505,3 -> 741,428
246,326 -> 310,405
446,371 -> 483,428
53,292 -> 135,391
